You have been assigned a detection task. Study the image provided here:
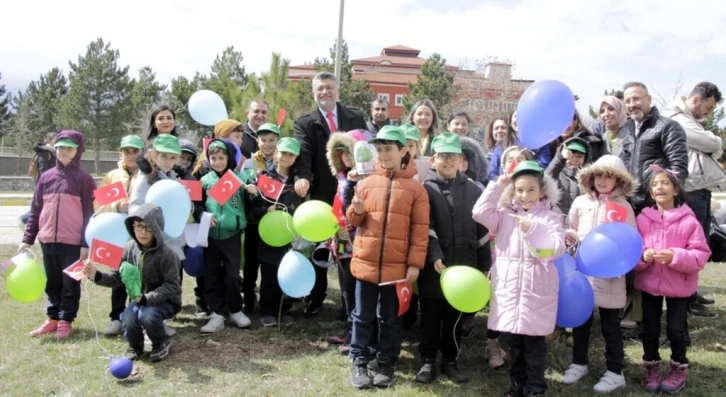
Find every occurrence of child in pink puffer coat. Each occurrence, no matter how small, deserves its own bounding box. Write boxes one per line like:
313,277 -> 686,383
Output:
472,160 -> 565,397
636,166 -> 710,394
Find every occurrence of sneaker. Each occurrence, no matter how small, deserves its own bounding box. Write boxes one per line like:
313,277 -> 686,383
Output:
696,293 -> 715,305
29,319 -> 58,337
260,316 -> 277,328
327,332 -> 348,345
660,361 -> 687,393
563,363 -> 588,384
593,370 -> 626,393
415,361 -> 435,383
338,344 -> 350,356
441,361 -> 469,383
55,320 -> 72,340
488,338 -> 507,369
195,299 -> 209,318
150,339 -> 171,362
373,360 -> 396,388
350,358 -> 372,389
123,345 -> 144,361
304,300 -> 324,318
367,358 -> 379,373
643,360 -> 661,393
281,313 -> 295,326
229,311 -> 252,328
164,322 -> 176,336
501,381 -> 525,397
103,320 -> 123,336
200,313 -> 225,333
688,301 -> 717,317
461,316 -> 476,338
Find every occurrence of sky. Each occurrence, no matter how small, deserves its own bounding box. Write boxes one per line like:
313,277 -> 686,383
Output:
2,0 -> 725,121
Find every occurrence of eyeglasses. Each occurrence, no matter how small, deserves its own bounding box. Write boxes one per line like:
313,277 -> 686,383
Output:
133,224 -> 150,233
624,96 -> 649,105
436,153 -> 460,161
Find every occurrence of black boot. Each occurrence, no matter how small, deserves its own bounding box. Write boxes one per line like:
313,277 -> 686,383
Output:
441,360 -> 469,383
415,360 -> 436,383
373,358 -> 396,388
350,358 -> 372,389
501,381 -> 525,397
696,292 -> 715,305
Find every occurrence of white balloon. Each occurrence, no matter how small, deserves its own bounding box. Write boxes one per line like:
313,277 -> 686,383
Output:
188,90 -> 228,126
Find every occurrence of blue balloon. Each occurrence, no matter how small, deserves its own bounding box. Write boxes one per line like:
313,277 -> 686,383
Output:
188,90 -> 228,126
554,254 -> 577,276
516,80 -> 576,150
278,250 -> 315,298
576,222 -> 643,278
85,213 -> 130,247
109,357 -> 133,379
183,246 -> 204,277
146,180 -> 192,238
556,268 -> 595,328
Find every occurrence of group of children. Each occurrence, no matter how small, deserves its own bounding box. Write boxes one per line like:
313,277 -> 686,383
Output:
18,109 -> 711,395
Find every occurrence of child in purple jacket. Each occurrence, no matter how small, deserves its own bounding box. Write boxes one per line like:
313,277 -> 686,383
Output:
19,130 -> 96,340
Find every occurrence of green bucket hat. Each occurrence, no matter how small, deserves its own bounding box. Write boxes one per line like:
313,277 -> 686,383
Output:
511,160 -> 544,179
369,125 -> 406,147
277,137 -> 300,156
400,124 -> 421,141
208,140 -> 228,152
258,122 -> 281,136
431,132 -> 462,154
152,134 -> 181,155
119,135 -> 144,150
54,138 -> 78,148
566,141 -> 587,154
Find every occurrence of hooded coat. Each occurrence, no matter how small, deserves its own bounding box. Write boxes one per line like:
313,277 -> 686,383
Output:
326,132 -> 358,258
459,136 -> 489,190
179,139 -> 199,174
23,130 -> 96,247
568,155 -> 637,308
92,203 -> 182,311
545,136 -> 592,216
472,174 -> 565,336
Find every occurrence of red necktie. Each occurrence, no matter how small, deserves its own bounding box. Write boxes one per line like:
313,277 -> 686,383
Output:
326,112 -> 337,133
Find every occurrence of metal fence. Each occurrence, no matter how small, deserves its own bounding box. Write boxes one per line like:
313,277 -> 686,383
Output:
0,147 -> 120,160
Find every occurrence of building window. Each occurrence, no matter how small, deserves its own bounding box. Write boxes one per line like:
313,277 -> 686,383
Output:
395,94 -> 405,106
378,93 -> 390,103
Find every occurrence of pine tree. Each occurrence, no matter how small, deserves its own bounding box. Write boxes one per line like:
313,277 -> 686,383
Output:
0,72 -> 12,137
9,91 -> 45,173
403,53 -> 457,115
129,66 -> 167,132
208,46 -> 247,111
25,67 -> 69,134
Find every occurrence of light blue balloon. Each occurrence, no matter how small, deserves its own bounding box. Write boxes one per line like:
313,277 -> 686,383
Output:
146,180 -> 191,238
188,90 -> 228,126
85,212 -> 130,247
278,250 -> 315,298
517,80 -> 576,150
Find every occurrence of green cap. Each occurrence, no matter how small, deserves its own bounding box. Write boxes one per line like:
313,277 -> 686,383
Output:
209,140 -> 227,152
277,137 -> 300,156
400,124 -> 420,141
566,141 -> 587,154
54,138 -> 78,148
119,135 -> 144,150
152,134 -> 181,155
512,160 -> 544,179
369,125 -> 406,147
258,122 -> 281,136
431,132 -> 462,154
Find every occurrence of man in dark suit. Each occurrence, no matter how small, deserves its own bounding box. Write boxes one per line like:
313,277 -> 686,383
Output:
293,71 -> 366,317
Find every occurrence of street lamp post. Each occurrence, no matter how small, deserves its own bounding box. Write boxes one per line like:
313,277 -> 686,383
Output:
334,0 -> 345,80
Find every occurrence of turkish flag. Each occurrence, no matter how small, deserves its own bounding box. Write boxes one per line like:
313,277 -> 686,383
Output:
63,260 -> 86,281
396,281 -> 413,317
257,174 -> 284,201
506,158 -> 518,176
94,181 -> 127,206
209,170 -> 244,205
277,108 -> 287,127
605,201 -> 628,223
332,195 -> 347,226
91,239 -> 124,270
179,180 -> 202,201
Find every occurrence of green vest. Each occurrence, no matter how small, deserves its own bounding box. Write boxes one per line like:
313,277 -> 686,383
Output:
201,171 -> 248,239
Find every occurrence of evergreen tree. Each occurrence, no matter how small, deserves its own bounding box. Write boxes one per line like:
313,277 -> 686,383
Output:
403,53 -> 457,115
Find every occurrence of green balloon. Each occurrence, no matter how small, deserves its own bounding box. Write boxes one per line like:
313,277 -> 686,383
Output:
293,200 -> 339,242
440,266 -> 491,313
259,211 -> 296,247
6,259 -> 46,303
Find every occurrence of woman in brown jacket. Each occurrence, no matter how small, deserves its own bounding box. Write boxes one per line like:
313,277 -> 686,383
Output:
345,126 -> 430,389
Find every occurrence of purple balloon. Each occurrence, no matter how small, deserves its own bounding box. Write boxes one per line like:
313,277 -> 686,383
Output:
517,80 -> 576,150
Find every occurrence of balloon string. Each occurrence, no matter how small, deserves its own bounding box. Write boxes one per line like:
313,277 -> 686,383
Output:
454,311 -> 462,362
85,279 -> 113,359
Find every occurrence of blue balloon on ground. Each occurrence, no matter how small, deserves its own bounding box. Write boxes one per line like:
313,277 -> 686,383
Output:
556,267 -> 594,328
517,80 -> 576,150
146,180 -> 191,238
278,250 -> 315,298
188,90 -> 228,126
576,222 -> 643,278
85,213 -> 130,247
183,246 -> 204,277
109,357 -> 133,379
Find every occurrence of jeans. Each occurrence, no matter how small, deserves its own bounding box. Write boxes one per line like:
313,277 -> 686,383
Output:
41,243 -> 81,322
242,224 -> 261,308
204,235 -> 243,314
572,308 -> 624,374
641,291 -> 689,364
509,333 -> 548,395
122,301 -> 175,348
419,298 -> 462,362
686,188 -> 711,305
337,258 -> 356,334
350,280 -> 401,362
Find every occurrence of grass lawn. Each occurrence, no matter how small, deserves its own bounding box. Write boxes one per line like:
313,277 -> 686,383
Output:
0,244 -> 725,397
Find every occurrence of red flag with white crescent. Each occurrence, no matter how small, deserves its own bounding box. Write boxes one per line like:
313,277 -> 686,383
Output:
91,239 -> 124,270
94,181 -> 127,206
605,201 -> 628,223
397,281 -> 413,316
257,174 -> 284,201
209,170 -> 244,206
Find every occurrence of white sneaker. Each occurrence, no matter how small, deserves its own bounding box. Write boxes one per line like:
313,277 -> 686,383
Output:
164,322 -> 176,337
200,313 -> 225,333
102,320 -> 122,336
563,363 -> 588,384
593,370 -> 625,393
229,311 -> 252,329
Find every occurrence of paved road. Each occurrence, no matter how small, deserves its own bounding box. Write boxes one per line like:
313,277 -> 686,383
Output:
0,206 -> 28,245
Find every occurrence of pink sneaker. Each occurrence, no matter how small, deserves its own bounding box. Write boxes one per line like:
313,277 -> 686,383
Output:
643,361 -> 661,393
29,319 -> 58,337
54,320 -> 72,340
660,361 -> 688,393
